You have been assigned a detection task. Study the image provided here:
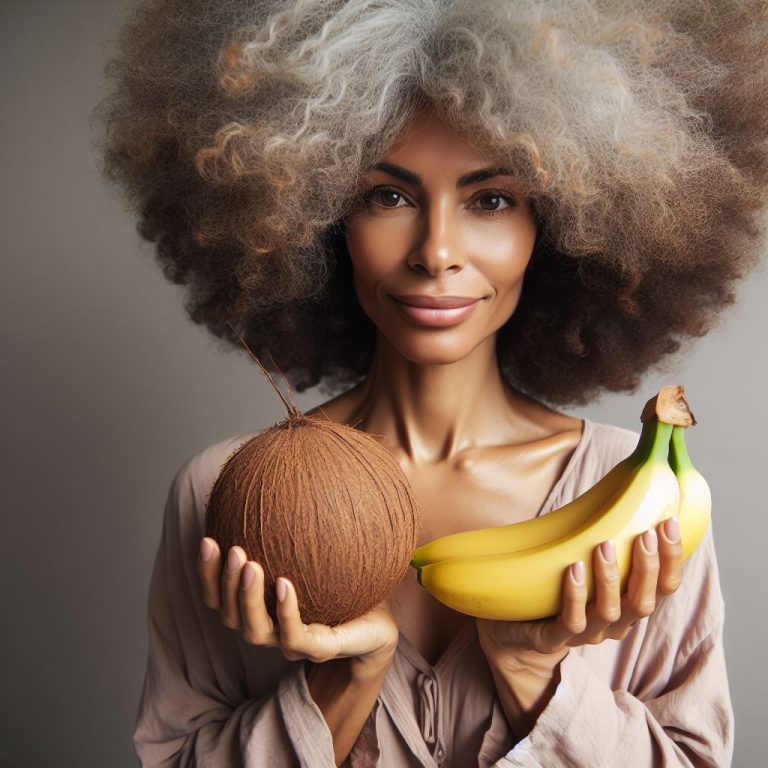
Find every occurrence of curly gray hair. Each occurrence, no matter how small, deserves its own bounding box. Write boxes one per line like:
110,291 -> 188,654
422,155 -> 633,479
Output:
94,0 -> 768,403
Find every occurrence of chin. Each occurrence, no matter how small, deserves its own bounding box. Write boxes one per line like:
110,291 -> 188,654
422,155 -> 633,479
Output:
385,334 -> 480,367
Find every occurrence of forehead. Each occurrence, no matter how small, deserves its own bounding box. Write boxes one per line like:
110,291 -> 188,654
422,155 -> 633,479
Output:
381,106 -> 494,172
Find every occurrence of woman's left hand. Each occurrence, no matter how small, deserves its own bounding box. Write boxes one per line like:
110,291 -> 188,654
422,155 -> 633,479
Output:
476,517 -> 684,670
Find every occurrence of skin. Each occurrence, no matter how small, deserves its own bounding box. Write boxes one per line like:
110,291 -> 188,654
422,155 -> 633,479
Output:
197,106 -> 684,753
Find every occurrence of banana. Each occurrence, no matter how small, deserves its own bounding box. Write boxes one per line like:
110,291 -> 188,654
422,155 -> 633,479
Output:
416,417 -> 680,621
669,425 -> 711,560
410,439 -> 641,569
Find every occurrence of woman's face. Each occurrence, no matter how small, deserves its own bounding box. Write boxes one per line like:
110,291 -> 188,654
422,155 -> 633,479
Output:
344,107 -> 538,366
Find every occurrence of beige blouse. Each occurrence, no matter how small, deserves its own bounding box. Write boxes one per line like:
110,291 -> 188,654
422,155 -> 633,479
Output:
133,419 -> 734,767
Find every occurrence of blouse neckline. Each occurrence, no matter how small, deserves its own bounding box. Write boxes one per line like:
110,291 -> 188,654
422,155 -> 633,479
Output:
398,417 -> 592,673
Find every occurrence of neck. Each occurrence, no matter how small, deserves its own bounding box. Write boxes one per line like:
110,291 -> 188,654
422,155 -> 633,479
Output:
349,332 -> 518,465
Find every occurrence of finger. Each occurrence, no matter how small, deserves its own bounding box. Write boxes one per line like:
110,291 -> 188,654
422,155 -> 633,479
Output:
539,560 -> 588,652
239,562 -> 279,647
220,546 -> 247,630
556,561 -> 588,637
625,529 -> 660,618
657,517 -> 683,596
588,539 -> 621,627
275,576 -> 315,661
197,538 -> 222,610
606,529 -> 660,639
273,577 -> 333,663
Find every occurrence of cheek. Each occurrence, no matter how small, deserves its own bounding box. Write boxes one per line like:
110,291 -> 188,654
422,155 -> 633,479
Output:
468,222 -> 536,287
343,226 -> 387,317
344,216 -> 412,283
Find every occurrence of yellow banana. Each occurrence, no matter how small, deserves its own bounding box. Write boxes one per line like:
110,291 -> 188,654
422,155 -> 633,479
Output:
416,418 -> 680,621
410,439 -> 640,569
669,425 -> 711,560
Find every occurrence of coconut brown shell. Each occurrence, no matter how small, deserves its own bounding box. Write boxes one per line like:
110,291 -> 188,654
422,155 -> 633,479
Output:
205,413 -> 421,626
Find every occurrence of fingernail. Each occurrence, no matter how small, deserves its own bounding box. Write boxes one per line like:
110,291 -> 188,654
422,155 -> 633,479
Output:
600,540 -> 616,563
226,548 -> 243,573
642,529 -> 658,554
276,577 -> 288,603
200,539 -> 215,562
571,561 -> 585,585
241,564 -> 256,591
664,516 -> 680,543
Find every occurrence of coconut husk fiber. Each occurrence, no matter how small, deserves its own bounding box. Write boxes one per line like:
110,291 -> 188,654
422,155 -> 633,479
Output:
204,325 -> 421,626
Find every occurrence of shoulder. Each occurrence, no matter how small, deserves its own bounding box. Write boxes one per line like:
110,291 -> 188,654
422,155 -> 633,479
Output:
583,419 -> 640,472
548,419 -> 639,509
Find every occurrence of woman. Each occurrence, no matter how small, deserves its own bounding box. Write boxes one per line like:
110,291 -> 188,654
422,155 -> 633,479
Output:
96,0 -> 767,765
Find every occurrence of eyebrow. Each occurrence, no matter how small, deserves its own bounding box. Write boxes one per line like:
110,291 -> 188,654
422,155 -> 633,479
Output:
372,162 -> 515,188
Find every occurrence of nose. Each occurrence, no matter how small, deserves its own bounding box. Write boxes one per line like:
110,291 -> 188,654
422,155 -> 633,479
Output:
407,196 -> 465,276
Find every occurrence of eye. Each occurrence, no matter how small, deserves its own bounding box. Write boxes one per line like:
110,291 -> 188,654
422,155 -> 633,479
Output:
470,190 -> 516,214
366,187 -> 409,209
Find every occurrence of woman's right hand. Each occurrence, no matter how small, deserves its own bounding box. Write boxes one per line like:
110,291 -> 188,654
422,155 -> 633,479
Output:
197,537 -> 400,673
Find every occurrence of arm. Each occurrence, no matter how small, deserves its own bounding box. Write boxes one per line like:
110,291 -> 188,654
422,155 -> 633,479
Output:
484,647 -> 568,741
306,657 -> 388,766
133,455 -> 389,767
481,524 -> 733,767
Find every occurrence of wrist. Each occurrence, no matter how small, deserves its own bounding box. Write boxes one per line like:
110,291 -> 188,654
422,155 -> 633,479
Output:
305,640 -> 396,690
489,644 -> 569,677
487,651 -> 566,740
304,653 -> 390,767
348,641 -> 397,682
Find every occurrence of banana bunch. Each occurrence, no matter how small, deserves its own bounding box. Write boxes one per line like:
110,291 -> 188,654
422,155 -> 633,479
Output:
412,387 -> 711,621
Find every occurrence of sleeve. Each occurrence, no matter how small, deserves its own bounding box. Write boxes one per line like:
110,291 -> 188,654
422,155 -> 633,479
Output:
482,523 -> 734,768
132,454 -> 345,768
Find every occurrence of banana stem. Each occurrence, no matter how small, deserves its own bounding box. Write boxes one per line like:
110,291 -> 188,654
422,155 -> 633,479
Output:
668,425 -> 694,474
634,385 -> 698,463
633,418 -> 674,463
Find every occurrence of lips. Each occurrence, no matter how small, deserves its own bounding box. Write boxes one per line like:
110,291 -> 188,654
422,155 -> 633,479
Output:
390,294 -> 482,328
391,294 -> 481,309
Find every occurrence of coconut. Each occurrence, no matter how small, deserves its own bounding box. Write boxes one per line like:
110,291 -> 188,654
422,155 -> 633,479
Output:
204,328 -> 421,626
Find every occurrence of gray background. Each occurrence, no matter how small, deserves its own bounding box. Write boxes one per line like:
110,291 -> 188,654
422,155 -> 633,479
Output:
1,1 -> 765,765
